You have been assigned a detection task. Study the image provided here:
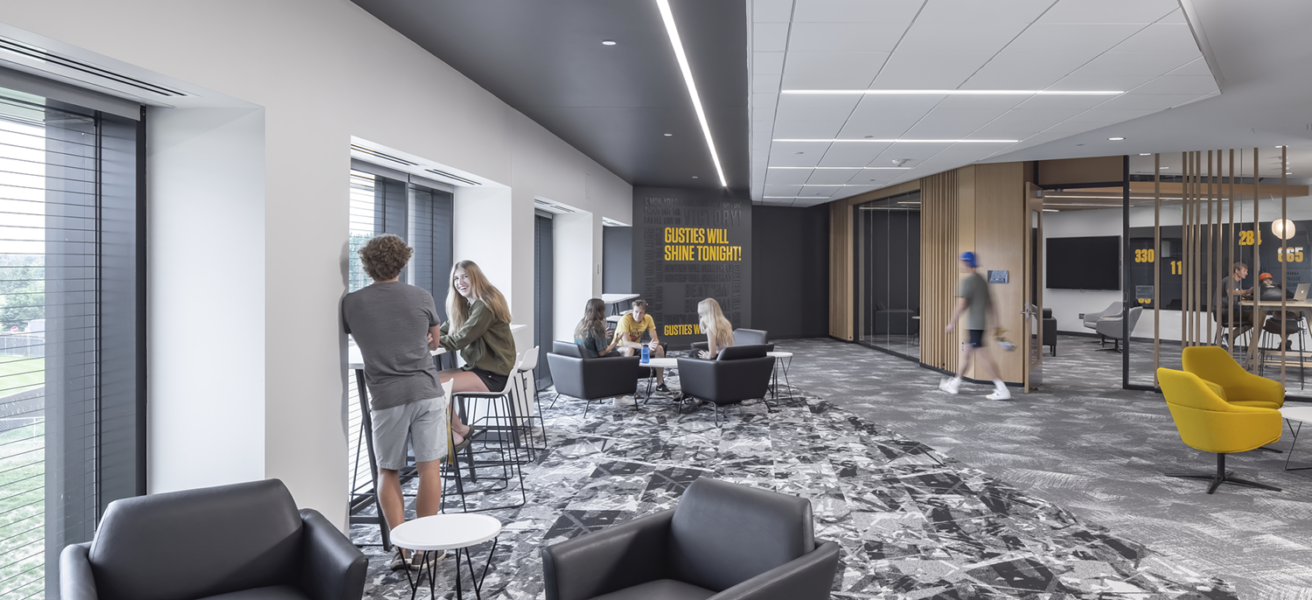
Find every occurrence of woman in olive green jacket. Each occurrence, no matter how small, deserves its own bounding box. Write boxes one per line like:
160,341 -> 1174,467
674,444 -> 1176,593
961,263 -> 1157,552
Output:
439,260 -> 516,440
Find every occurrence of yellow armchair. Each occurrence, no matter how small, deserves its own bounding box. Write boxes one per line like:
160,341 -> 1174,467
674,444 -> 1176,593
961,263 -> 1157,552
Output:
1181,346 -> 1285,410
1157,368 -> 1281,493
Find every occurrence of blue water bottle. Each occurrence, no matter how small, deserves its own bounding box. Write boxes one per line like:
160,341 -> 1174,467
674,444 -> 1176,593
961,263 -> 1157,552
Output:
641,345 -> 650,364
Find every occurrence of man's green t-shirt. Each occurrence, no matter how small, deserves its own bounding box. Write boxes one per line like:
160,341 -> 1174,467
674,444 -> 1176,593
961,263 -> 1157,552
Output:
958,272 -> 991,331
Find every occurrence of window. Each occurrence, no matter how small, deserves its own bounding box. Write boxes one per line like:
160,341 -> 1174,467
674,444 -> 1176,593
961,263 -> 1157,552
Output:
0,86 -> 144,599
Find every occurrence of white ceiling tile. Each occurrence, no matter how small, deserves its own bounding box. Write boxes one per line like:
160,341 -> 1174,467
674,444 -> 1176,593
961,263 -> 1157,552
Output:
787,23 -> 910,53
773,106 -> 854,122
901,120 -> 988,138
870,53 -> 993,89
792,0 -> 924,22
1093,93 -> 1199,110
753,76 -> 782,94
960,69 -> 1068,90
781,52 -> 888,89
1047,72 -> 1158,91
772,120 -> 847,138
753,22 -> 791,52
1158,8 -> 1187,23
753,0 -> 795,23
765,169 -> 815,185
977,50 -> 1102,75
1005,24 -> 1143,55
752,92 -> 779,111
896,22 -> 1029,54
968,121 -> 1044,138
1013,94 -> 1116,110
806,169 -> 861,184
1111,23 -> 1198,54
1075,51 -> 1201,77
770,141 -> 833,163
1130,75 -> 1220,95
836,120 -> 918,139
845,95 -> 944,124
934,95 -> 1027,110
916,0 -> 1055,23
754,52 -> 785,75
776,93 -> 863,113
792,197 -> 837,207
1038,0 -> 1177,24
1168,58 -> 1213,77
1066,108 -> 1158,124
985,107 -> 1087,130
800,185 -> 841,197
817,142 -> 895,165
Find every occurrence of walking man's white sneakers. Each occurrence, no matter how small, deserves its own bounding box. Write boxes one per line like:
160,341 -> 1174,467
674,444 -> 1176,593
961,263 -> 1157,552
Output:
939,377 -> 961,394
987,382 -> 1011,400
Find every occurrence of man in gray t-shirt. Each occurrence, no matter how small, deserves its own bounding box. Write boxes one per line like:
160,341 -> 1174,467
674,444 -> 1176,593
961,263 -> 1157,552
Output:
341,234 -> 450,569
940,251 -> 1010,400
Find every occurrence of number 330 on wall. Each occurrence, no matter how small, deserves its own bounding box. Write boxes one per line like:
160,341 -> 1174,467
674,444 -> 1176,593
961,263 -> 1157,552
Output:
1133,249 -> 1155,263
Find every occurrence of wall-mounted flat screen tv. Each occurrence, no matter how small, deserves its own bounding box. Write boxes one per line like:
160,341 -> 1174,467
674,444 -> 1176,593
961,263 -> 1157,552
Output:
1047,236 -> 1120,290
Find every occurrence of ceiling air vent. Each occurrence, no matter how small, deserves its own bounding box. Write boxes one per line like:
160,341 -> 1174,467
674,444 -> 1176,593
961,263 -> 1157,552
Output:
0,37 -> 188,98
350,144 -> 418,167
424,168 -> 481,186
534,199 -> 575,214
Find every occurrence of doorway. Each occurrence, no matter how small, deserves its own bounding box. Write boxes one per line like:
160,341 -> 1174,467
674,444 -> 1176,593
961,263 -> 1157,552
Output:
534,212 -> 554,390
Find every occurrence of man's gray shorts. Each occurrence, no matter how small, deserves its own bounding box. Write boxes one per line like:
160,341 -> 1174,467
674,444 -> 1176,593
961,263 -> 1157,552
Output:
371,397 -> 448,470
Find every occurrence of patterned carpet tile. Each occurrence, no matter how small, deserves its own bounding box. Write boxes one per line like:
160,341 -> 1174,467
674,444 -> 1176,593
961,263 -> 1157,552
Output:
350,358 -> 1235,599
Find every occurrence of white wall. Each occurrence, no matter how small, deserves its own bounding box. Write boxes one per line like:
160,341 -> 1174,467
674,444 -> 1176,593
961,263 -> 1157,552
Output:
1044,195 -> 1312,343
552,212 -> 595,342
0,0 -> 633,528
147,107 -> 266,492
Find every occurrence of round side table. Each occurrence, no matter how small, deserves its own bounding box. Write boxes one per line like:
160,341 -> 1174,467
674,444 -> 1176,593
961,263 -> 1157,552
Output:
390,513 -> 502,600
639,357 -> 680,404
766,351 -> 794,405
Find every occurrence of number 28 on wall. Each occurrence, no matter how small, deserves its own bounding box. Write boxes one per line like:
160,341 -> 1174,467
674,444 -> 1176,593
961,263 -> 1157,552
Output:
1133,248 -> 1155,263
1239,230 -> 1262,246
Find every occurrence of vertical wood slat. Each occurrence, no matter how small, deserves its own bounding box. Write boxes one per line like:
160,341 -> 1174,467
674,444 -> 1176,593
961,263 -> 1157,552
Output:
1228,149 -> 1235,351
1207,150 -> 1214,344
920,171 -> 960,373
1153,153 -> 1161,381
1181,152 -> 1188,346
1282,146 -> 1289,378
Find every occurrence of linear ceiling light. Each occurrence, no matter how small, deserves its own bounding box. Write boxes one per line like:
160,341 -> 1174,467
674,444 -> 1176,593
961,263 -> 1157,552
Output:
768,166 -> 911,170
782,89 -> 1122,96
656,0 -> 726,187
774,138 -> 1018,143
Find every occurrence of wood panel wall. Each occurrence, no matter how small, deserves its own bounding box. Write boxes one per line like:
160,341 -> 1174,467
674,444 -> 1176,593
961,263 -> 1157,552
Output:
920,170 -> 960,373
830,162 -> 1028,384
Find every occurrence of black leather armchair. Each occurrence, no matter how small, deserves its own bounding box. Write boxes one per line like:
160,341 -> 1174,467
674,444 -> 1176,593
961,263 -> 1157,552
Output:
1042,308 -> 1057,356
541,477 -> 839,600
61,479 -> 366,600
677,344 -> 775,424
690,328 -> 768,353
547,341 -> 642,416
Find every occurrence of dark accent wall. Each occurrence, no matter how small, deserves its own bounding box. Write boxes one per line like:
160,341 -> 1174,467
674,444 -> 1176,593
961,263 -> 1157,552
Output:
632,187 -> 752,349
602,226 -> 632,293
751,205 -> 830,339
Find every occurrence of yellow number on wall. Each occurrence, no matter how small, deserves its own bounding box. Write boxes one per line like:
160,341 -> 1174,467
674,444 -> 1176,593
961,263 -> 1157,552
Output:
1133,249 -> 1156,263
1170,260 -> 1182,275
1239,231 -> 1263,246
1278,247 -> 1305,263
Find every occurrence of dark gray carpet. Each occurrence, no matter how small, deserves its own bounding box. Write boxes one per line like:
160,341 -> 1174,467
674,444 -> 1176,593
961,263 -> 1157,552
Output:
348,343 -> 1256,598
786,334 -> 1312,599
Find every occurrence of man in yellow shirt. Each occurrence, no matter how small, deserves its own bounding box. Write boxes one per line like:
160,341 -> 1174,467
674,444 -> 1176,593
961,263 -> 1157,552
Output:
614,299 -> 668,391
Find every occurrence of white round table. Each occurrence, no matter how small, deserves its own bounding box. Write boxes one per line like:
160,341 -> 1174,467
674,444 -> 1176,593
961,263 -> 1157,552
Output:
766,351 -> 794,403
1280,406 -> 1312,471
638,357 -> 679,404
391,514 -> 502,600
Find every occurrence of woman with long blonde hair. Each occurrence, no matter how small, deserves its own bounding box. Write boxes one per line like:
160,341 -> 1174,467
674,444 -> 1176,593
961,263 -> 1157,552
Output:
696,298 -> 734,359
439,260 -> 516,439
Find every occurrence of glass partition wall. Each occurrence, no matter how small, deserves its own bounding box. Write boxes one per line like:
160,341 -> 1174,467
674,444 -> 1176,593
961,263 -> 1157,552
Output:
1127,149 -> 1312,398
855,192 -> 921,360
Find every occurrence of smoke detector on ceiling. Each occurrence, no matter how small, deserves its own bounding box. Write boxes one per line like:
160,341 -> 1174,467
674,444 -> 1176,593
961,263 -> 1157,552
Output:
890,159 -> 909,167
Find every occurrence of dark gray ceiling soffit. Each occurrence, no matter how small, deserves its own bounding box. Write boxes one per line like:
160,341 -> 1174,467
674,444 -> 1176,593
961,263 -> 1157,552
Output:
351,0 -> 748,193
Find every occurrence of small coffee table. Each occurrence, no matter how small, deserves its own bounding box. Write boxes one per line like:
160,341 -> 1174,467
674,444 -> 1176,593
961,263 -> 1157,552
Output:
767,351 -> 794,405
639,357 -> 679,403
390,513 -> 502,600
1280,406 -> 1312,471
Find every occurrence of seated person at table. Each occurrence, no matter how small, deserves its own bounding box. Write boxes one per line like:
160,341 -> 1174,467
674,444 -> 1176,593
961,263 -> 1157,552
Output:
1259,272 -> 1300,350
1219,261 -> 1254,345
695,297 -> 735,359
613,299 -> 668,392
341,235 -> 448,570
438,260 -> 515,441
575,298 -> 636,407
575,298 -> 619,357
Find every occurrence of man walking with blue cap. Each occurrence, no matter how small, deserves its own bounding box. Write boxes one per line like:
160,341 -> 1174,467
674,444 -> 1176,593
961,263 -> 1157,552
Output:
940,251 -> 1010,400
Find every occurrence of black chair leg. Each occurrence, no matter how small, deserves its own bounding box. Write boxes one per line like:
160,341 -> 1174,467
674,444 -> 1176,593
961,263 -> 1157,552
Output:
1166,453 -> 1281,494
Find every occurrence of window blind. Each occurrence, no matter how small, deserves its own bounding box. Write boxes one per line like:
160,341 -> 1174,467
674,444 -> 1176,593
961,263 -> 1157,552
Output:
0,88 -> 143,599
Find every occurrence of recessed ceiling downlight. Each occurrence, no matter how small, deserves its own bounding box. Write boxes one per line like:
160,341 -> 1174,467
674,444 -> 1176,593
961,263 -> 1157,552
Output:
602,40 -> 617,46
1109,137 -> 1125,141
